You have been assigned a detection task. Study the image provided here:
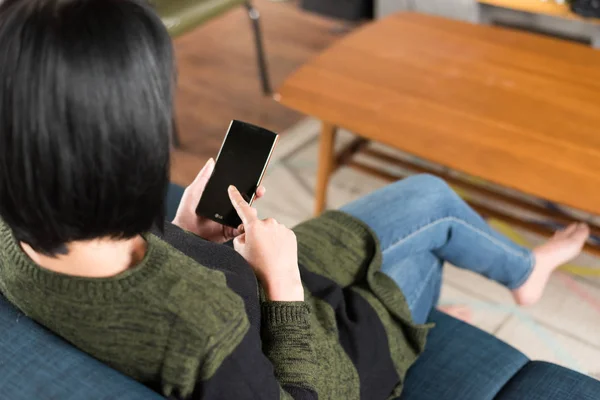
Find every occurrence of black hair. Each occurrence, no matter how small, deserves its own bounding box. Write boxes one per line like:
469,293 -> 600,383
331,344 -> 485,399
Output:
0,0 -> 175,255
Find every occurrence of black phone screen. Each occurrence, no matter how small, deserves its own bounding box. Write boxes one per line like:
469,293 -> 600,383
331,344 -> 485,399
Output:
195,120 -> 278,228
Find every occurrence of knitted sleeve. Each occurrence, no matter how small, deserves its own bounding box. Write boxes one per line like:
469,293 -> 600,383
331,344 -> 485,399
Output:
163,281 -> 318,400
261,302 -> 317,398
188,302 -> 318,399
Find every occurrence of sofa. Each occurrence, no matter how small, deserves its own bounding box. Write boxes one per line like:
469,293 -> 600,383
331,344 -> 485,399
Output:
1,183 -> 598,400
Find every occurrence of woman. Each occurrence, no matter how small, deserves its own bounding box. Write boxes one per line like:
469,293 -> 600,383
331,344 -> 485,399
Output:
0,0 -> 589,399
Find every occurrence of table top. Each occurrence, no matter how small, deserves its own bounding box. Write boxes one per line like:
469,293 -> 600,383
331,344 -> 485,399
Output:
478,0 -> 598,23
276,12 -> 600,216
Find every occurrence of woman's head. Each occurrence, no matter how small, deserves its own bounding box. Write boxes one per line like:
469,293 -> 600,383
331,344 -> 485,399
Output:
0,0 -> 175,255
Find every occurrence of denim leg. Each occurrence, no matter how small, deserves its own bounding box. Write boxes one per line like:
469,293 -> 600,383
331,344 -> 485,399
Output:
341,175 -> 534,324
378,252 -> 444,324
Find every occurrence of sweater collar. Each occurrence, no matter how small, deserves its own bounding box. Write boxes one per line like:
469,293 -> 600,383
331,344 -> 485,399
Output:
0,221 -> 167,302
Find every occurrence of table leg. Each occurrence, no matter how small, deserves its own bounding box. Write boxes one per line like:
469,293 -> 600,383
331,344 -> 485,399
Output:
315,122 -> 337,215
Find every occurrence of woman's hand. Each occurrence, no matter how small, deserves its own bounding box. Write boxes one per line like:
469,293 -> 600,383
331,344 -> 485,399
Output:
172,158 -> 266,243
228,185 -> 304,302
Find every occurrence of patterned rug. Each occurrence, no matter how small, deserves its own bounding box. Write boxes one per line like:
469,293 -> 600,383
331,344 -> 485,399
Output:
256,117 -> 600,379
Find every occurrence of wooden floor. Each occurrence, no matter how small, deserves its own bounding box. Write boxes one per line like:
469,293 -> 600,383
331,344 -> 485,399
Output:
170,0 -> 341,186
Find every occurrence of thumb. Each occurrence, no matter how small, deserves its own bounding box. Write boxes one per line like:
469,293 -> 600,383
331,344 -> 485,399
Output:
182,158 -> 215,205
191,158 -> 215,194
233,233 -> 246,251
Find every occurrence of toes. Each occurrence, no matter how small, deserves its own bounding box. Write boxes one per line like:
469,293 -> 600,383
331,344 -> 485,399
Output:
578,222 -> 590,232
572,223 -> 590,240
554,223 -> 589,241
552,224 -> 573,239
561,223 -> 578,236
566,222 -> 579,232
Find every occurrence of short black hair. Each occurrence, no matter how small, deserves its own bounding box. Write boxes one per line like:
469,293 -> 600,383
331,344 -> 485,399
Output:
0,0 -> 175,255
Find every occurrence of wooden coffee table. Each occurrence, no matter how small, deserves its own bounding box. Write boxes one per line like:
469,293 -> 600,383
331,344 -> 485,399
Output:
276,13 -> 600,254
478,0 -> 594,21
476,0 -> 600,47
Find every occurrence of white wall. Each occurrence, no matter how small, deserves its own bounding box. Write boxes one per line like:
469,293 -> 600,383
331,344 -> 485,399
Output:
376,0 -> 479,22
375,0 -> 595,45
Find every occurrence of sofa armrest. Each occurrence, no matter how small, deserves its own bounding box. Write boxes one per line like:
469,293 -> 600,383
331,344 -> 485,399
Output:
495,361 -> 600,400
399,309 -> 529,400
0,288 -> 164,399
0,183 -> 189,399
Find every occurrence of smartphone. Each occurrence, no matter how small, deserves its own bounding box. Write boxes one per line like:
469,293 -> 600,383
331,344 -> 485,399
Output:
196,120 -> 278,228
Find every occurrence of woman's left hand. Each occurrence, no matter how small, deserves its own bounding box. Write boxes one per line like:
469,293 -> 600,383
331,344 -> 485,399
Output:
172,158 -> 266,243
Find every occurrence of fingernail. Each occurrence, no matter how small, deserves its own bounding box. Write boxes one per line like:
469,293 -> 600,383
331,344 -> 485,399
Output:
208,158 -> 214,165
228,185 -> 234,192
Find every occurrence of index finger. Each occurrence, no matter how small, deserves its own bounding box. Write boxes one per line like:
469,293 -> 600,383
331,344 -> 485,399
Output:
228,186 -> 258,225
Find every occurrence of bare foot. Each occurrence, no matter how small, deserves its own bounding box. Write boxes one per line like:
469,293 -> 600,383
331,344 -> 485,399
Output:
438,305 -> 473,324
512,223 -> 590,306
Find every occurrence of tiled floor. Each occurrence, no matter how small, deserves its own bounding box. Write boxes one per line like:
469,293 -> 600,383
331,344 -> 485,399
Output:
257,118 -> 600,379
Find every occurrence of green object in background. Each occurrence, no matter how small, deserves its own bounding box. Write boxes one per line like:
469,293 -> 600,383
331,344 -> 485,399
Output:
153,0 -> 246,38
150,0 -> 272,148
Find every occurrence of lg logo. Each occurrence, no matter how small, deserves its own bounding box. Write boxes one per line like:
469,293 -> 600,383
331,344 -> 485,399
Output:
214,213 -> 223,220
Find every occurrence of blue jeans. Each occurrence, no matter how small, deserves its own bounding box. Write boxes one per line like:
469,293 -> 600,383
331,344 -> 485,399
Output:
341,175 -> 534,325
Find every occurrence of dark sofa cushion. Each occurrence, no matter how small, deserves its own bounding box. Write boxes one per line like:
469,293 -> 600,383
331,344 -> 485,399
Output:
399,309 -> 529,400
496,361 -> 600,400
0,295 -> 163,400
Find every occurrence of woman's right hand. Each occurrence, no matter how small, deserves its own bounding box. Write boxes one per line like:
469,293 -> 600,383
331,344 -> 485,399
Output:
228,186 -> 304,302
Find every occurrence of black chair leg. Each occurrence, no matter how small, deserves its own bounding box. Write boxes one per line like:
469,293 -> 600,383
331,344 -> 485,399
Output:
245,1 -> 272,96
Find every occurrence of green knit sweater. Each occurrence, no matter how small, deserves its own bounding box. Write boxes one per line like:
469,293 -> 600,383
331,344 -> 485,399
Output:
0,211 -> 431,399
